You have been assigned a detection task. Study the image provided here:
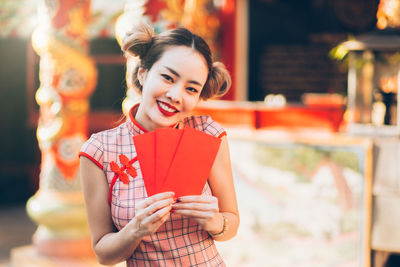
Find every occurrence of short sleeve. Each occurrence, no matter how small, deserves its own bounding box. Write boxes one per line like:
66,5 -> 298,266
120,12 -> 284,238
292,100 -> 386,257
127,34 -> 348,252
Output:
202,116 -> 227,138
79,133 -> 104,170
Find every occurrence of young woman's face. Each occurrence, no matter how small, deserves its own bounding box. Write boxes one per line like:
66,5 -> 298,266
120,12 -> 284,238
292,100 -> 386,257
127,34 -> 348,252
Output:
135,46 -> 209,131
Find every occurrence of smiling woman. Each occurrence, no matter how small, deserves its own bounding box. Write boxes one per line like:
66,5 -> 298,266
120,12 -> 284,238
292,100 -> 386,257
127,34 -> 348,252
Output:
79,23 -> 238,267
135,46 -> 209,131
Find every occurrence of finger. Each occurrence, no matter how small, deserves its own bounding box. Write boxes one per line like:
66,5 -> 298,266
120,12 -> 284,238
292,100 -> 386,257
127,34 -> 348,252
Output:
150,212 -> 171,232
172,209 -> 213,219
136,198 -> 174,222
135,208 -> 150,222
155,211 -> 171,225
172,202 -> 218,212
142,205 -> 172,225
146,198 -> 175,214
150,191 -> 175,200
140,192 -> 175,208
177,195 -> 216,203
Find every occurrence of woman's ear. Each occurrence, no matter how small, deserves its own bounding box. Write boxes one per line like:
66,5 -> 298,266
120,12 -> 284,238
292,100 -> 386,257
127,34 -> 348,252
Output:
137,67 -> 148,86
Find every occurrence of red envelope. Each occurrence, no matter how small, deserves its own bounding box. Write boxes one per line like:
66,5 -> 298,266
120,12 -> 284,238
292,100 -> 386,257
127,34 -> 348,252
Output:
132,131 -> 156,196
155,128 -> 183,193
134,127 -> 221,198
162,127 -> 221,197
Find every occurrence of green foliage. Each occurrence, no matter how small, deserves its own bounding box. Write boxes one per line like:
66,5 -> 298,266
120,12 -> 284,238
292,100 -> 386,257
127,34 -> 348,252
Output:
328,35 -> 356,73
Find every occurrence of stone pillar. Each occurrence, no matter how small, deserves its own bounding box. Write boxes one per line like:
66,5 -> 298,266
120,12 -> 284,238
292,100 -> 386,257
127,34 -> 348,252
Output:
26,0 -> 97,257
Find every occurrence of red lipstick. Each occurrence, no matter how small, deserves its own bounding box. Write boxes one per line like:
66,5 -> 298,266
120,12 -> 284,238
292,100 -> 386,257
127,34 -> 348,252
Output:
157,100 -> 179,117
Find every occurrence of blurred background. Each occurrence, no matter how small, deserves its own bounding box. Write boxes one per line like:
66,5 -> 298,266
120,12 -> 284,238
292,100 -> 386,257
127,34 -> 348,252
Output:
1,0 -> 400,266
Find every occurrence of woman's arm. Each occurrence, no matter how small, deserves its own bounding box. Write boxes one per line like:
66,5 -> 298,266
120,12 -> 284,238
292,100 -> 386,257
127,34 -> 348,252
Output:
172,136 -> 240,241
80,157 -> 174,265
207,135 -> 239,240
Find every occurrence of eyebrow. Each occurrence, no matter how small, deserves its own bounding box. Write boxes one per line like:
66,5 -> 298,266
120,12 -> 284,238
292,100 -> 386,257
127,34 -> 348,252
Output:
163,66 -> 203,86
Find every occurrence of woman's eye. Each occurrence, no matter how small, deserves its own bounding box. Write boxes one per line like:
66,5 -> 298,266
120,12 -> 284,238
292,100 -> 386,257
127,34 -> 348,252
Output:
161,74 -> 173,82
187,87 -> 199,93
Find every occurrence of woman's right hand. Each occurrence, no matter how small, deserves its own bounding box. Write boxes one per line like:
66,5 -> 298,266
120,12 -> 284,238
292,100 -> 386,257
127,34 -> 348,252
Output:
129,192 -> 175,237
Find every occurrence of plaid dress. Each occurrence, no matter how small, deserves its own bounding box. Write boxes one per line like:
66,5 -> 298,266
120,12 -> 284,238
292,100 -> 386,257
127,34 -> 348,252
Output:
79,105 -> 226,267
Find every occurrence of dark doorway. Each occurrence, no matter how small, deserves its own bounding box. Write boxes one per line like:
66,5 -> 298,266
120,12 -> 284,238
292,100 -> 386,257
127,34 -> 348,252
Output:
248,0 -> 379,102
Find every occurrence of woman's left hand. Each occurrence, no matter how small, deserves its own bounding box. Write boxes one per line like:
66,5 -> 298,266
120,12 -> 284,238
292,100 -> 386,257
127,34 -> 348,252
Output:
171,195 -> 223,234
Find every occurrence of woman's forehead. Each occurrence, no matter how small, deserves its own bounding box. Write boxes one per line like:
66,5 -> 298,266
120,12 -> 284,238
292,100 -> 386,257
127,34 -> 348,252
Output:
159,46 -> 206,63
156,46 -> 208,81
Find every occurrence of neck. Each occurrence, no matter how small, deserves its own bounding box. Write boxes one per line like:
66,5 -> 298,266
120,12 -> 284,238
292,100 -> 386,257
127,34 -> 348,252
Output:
135,104 -> 156,132
134,104 -> 181,132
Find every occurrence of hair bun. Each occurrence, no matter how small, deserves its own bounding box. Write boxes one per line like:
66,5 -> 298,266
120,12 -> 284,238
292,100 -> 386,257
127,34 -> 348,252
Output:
209,61 -> 232,97
121,23 -> 155,59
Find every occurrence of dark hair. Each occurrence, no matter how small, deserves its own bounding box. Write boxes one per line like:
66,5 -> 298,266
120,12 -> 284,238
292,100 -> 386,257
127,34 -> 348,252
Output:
121,23 -> 231,100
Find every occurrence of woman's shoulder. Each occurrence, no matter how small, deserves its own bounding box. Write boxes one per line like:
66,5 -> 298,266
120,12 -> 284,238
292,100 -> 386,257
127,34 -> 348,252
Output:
79,122 -> 130,168
183,115 -> 226,138
82,121 -> 130,150
90,121 -> 129,139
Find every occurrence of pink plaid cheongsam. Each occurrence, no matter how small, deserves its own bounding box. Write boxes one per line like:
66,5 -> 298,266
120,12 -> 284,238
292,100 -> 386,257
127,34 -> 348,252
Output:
79,104 -> 227,267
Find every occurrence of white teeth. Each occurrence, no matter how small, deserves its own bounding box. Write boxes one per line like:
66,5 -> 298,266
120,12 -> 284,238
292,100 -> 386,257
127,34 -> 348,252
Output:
158,101 -> 176,113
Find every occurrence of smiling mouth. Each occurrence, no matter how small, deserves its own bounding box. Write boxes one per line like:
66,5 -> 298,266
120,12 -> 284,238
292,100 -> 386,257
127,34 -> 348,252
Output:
157,100 -> 179,116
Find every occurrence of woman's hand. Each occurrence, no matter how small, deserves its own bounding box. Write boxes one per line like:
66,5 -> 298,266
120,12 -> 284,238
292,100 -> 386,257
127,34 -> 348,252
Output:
128,192 -> 175,237
171,195 -> 224,234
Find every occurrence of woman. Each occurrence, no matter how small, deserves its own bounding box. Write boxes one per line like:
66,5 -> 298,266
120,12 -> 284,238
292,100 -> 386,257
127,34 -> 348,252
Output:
79,23 -> 239,266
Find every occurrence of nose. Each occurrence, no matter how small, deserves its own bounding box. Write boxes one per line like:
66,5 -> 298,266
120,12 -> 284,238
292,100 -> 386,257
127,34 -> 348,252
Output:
165,83 -> 183,104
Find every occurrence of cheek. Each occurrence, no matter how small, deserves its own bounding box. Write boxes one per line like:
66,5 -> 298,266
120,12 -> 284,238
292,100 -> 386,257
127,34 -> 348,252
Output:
142,83 -> 159,102
183,96 -> 200,112
147,80 -> 167,98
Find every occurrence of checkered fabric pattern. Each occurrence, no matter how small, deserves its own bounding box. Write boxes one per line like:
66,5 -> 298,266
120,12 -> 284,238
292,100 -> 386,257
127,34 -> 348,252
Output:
80,105 -> 226,267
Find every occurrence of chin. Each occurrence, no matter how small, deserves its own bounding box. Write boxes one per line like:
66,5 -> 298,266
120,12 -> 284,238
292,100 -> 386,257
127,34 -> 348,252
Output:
152,116 -> 178,128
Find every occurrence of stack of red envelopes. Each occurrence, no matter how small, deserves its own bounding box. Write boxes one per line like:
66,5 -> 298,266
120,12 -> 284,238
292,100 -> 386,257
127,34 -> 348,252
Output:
133,127 -> 221,198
